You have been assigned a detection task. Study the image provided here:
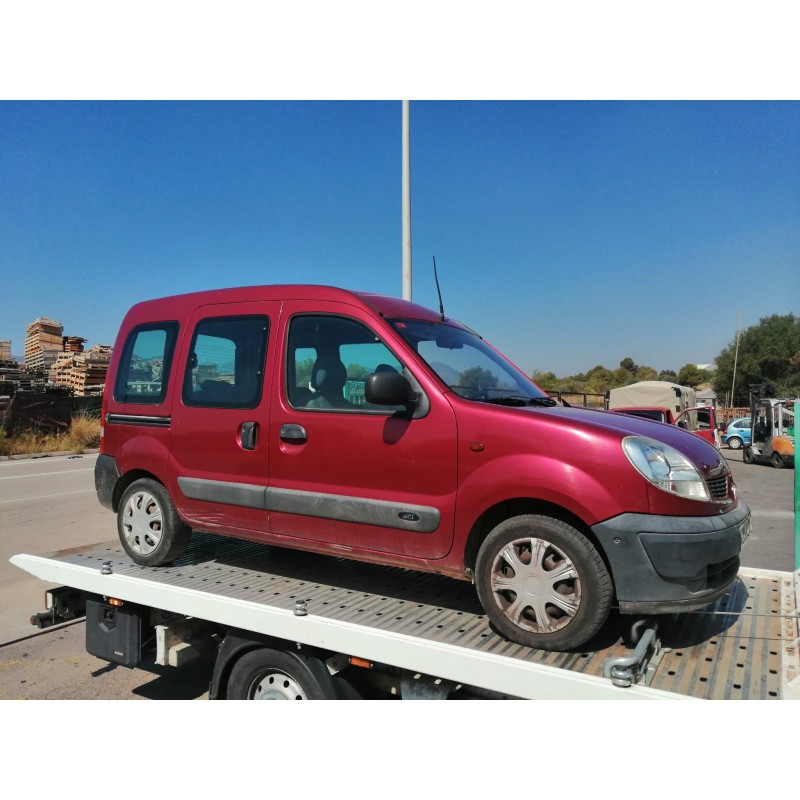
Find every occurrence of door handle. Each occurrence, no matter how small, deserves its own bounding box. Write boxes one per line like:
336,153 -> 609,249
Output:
280,423 -> 307,443
241,421 -> 258,450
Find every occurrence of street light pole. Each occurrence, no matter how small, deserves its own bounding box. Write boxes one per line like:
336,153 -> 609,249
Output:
402,100 -> 412,301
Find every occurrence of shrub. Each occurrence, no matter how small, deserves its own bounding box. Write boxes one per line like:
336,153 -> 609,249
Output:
0,411 -> 101,456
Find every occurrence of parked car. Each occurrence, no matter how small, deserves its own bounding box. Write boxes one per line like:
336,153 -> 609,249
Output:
722,417 -> 751,450
95,285 -> 750,652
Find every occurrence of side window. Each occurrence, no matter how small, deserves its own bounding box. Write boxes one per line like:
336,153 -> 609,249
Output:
114,322 -> 179,404
183,316 -> 269,409
287,315 -> 403,412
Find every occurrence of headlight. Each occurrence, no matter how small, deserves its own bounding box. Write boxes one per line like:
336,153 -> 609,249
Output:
622,436 -> 711,501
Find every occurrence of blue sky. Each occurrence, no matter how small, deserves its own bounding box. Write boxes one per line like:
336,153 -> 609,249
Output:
2,100 -> 798,377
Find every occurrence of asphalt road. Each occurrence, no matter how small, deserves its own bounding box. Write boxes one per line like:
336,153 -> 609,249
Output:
0,448 -> 796,700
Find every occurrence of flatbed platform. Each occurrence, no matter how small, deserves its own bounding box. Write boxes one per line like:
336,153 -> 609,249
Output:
12,533 -> 800,700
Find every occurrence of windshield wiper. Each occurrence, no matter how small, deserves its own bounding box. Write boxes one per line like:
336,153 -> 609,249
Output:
483,395 -> 558,407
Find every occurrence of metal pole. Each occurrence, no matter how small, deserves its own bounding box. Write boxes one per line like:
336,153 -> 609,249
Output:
402,100 -> 412,301
731,327 -> 740,406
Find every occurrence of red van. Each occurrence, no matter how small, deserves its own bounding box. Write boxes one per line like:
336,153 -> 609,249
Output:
95,285 -> 751,651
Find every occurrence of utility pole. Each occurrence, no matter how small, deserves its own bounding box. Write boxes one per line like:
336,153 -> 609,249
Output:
731,313 -> 742,406
402,100 -> 412,301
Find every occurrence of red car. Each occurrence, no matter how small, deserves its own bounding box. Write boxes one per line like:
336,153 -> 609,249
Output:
96,285 -> 750,651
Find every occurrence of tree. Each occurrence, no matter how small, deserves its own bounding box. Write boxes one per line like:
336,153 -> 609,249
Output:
585,365 -> 615,394
346,364 -> 369,380
458,366 -> 499,393
532,371 -> 559,391
634,365 -> 659,382
713,314 -> 800,404
676,363 -> 713,388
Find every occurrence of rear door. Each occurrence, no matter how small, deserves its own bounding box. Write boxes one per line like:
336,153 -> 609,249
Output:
168,301 -> 279,534
267,301 -> 458,560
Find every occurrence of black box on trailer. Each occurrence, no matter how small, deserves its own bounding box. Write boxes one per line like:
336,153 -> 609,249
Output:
85,599 -> 146,668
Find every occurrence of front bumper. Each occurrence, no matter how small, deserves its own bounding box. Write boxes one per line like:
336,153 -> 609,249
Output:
592,502 -> 750,614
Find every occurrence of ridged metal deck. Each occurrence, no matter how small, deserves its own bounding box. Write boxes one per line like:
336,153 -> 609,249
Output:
21,534 -> 799,699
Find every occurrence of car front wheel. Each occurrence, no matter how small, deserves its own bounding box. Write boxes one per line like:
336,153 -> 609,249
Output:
475,515 -> 613,651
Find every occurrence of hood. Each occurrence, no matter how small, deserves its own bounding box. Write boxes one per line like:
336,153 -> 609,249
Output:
512,404 -> 726,475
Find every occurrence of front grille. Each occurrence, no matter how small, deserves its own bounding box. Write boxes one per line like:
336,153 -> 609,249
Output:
707,474 -> 729,500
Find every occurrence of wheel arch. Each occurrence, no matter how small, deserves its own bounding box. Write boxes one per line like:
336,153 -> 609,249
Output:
111,468 -> 167,512
210,630 -> 336,700
463,498 -> 610,576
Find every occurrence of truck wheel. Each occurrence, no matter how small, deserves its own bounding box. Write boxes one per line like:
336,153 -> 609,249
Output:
743,447 -> 754,464
226,648 -> 341,700
727,436 -> 743,450
475,515 -> 613,651
117,478 -> 191,566
771,452 -> 785,469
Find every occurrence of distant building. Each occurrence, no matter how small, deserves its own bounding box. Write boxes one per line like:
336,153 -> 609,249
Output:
0,340 -> 11,360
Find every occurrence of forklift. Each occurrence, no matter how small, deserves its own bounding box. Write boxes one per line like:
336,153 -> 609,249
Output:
743,384 -> 797,468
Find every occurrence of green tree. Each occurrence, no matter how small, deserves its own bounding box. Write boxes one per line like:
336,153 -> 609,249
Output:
585,365 -> 614,393
713,314 -> 800,404
296,357 -> 315,388
532,371 -> 559,391
634,365 -> 659,382
458,366 -> 499,393
346,363 -> 369,380
676,363 -> 713,388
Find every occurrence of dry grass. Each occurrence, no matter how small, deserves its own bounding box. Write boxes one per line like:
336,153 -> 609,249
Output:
0,411 -> 101,457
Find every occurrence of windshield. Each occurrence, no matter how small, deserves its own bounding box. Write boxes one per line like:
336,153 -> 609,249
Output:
389,318 -> 552,405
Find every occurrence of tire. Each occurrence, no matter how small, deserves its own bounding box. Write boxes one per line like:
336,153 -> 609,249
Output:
771,452 -> 785,469
727,436 -> 743,450
226,648 -> 342,700
475,515 -> 613,651
117,478 -> 191,566
743,447 -> 754,465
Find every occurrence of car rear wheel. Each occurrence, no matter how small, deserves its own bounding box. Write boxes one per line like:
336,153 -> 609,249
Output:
117,478 -> 191,566
771,452 -> 785,469
475,515 -> 613,651
727,436 -> 743,450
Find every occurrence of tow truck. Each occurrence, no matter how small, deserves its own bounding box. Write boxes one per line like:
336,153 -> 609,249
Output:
11,531 -> 800,700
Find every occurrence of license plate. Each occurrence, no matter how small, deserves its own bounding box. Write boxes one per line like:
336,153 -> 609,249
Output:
739,515 -> 752,546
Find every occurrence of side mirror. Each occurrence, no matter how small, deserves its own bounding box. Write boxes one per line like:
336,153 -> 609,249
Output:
365,371 -> 418,407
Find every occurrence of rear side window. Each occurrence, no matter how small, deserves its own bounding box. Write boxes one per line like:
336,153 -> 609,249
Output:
114,322 -> 179,405
183,316 -> 269,409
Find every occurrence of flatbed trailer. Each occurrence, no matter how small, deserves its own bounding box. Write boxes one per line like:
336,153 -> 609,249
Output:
11,533 -> 800,700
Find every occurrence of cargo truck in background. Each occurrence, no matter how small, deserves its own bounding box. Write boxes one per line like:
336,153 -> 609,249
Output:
608,381 -> 720,448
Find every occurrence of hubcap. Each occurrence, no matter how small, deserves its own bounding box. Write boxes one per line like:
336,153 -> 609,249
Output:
121,491 -> 163,555
249,672 -> 307,700
489,537 -> 581,634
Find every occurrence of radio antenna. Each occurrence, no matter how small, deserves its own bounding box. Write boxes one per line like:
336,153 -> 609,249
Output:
433,256 -> 445,321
